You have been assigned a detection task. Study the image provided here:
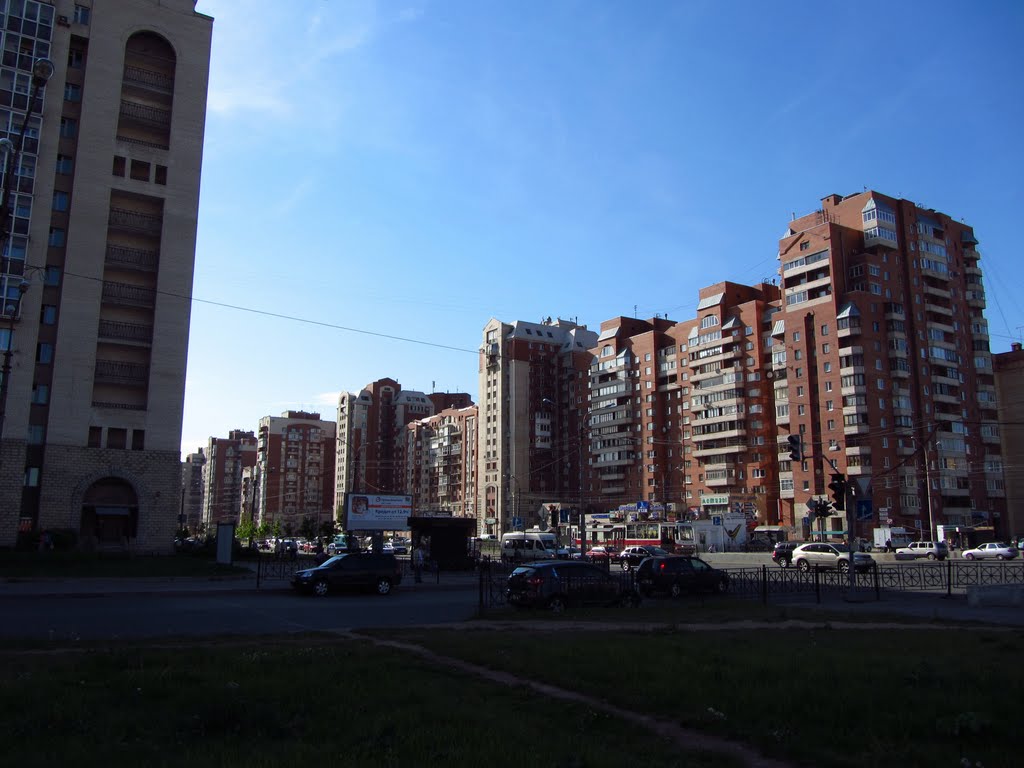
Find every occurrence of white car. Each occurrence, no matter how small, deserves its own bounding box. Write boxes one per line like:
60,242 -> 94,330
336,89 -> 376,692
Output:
961,542 -> 1019,561
895,541 -> 949,561
791,543 -> 875,573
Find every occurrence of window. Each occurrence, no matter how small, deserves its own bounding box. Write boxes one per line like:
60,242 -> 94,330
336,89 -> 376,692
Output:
44,266 -> 60,286
36,343 -> 53,364
800,241 -> 810,251
59,118 -> 77,138
63,83 -> 81,102
132,429 -> 145,450
820,324 -> 829,336
40,305 -> 56,324
27,425 -> 44,445
24,467 -> 40,487
68,49 -> 85,68
823,362 -> 831,373
822,343 -> 830,354
107,429 -> 127,449
88,427 -> 102,448
31,384 -> 49,404
793,331 -> 801,342
74,4 -> 91,24
52,191 -> 68,211
130,159 -> 150,182
48,227 -> 65,247
55,154 -> 73,174
155,165 -> 167,185
112,156 -> 126,177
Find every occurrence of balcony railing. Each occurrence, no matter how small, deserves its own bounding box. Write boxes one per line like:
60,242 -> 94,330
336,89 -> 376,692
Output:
94,359 -> 150,386
109,208 -> 162,235
122,65 -> 174,92
106,244 -> 159,271
98,320 -> 153,344
119,99 -> 171,127
102,281 -> 156,308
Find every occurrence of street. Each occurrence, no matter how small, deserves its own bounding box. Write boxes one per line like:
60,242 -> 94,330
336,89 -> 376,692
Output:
0,583 -> 480,641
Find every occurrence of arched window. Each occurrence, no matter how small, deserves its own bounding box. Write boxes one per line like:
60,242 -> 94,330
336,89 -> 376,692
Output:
700,315 -> 719,330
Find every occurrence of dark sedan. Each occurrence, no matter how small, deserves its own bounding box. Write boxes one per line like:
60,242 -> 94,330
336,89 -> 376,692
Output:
506,560 -> 640,613
635,555 -> 730,598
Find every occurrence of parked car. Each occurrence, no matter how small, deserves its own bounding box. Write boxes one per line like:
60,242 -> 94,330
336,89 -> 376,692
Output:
895,541 -> 949,561
505,560 -> 640,612
790,543 -> 874,573
388,539 -> 409,555
584,545 -> 619,564
961,542 -> 1019,561
291,552 -> 402,597
556,545 -> 581,560
772,541 -> 798,568
618,545 -> 670,571
635,555 -> 730,598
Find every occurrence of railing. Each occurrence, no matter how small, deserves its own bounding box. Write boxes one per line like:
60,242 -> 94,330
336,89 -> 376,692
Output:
122,65 -> 174,92
106,244 -> 159,271
108,208 -> 163,234
94,359 -> 150,385
98,320 -> 153,344
102,281 -> 156,307
116,135 -> 169,151
119,99 -> 171,127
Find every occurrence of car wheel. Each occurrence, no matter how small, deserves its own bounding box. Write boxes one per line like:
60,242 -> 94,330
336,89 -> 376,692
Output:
548,595 -> 567,614
797,559 -> 810,573
927,553 -> 936,560
838,560 -> 850,573
964,553 -> 975,561
669,582 -> 682,599
715,578 -> 729,594
375,577 -> 393,595
779,559 -> 790,569
997,555 -> 1006,561
313,579 -> 329,597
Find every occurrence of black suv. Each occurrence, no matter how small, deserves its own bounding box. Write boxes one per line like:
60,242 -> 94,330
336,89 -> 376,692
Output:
772,541 -> 798,568
506,561 -> 640,613
291,552 -> 402,597
618,545 -> 670,571
635,555 -> 729,598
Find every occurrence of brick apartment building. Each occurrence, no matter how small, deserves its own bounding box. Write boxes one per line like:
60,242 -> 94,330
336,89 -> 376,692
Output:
478,317 -> 597,535
254,411 -> 335,534
402,405 -> 478,518
0,0 -> 211,550
201,430 -> 256,528
179,447 -> 205,533
993,343 -> 1024,540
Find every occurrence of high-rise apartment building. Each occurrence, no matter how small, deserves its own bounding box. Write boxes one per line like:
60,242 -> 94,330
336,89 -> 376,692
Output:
478,317 -> 596,535
993,343 -> 1023,540
254,411 -> 335,534
0,0 -> 211,549
179,447 -> 205,533
776,191 -> 1001,538
201,430 -> 256,528
402,405 -> 478,518
334,378 -> 447,511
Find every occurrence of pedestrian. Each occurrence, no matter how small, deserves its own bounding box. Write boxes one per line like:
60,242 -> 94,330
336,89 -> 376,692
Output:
413,542 -> 425,583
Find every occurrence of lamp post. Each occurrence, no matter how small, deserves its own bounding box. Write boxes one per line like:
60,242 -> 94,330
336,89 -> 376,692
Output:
0,280 -> 29,440
505,473 -> 521,531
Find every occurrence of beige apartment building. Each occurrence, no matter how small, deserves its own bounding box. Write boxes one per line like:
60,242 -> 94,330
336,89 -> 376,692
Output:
0,0 -> 211,550
401,405 -> 478,518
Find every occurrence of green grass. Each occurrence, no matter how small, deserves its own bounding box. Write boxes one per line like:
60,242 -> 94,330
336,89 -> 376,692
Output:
387,624 -> 1021,768
0,550 -> 253,578
0,637 -> 737,768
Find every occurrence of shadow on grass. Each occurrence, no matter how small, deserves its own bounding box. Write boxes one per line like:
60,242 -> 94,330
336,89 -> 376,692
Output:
0,550 -> 253,579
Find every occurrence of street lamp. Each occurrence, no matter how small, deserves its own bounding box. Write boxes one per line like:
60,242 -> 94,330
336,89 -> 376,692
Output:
505,473 -> 522,531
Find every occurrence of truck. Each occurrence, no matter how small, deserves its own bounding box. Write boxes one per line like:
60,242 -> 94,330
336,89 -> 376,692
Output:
872,526 -> 914,552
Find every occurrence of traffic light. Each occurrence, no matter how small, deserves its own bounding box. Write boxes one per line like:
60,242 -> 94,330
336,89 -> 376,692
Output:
548,505 -> 559,528
787,434 -> 802,462
817,500 -> 833,518
828,473 -> 847,511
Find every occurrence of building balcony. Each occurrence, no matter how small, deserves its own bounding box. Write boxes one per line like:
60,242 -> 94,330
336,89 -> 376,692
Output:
122,64 -> 174,93
887,346 -> 909,359
981,432 -> 1000,445
119,99 -> 171,128
837,321 -> 862,339
599,485 -> 626,496
705,472 -> 736,487
105,244 -> 159,272
964,262 -> 982,277
864,228 -> 898,249
108,208 -> 163,235
102,281 -> 156,308
923,283 -> 952,300
598,471 -> 626,481
932,392 -> 959,405
966,290 -> 986,308
97,319 -> 153,345
839,365 -> 866,377
692,439 -> 746,458
926,317 -> 955,334
840,384 -> 868,397
94,359 -> 150,386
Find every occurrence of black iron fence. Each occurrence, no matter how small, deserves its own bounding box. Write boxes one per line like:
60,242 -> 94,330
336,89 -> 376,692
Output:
476,559 -> 1024,614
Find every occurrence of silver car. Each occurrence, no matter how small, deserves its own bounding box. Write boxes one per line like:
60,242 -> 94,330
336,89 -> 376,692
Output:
961,542 -> 1019,561
791,543 -> 874,573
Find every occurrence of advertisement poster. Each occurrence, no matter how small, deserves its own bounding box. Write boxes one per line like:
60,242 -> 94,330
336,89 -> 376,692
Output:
345,493 -> 412,532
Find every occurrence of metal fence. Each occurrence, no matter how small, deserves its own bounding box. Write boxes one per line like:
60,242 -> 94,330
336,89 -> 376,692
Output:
476,559 -> 1024,614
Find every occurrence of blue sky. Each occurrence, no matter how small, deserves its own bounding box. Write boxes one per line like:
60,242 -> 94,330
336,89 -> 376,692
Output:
182,0 -> 1024,458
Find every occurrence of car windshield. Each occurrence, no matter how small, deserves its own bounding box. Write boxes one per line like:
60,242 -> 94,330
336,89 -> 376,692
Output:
510,567 -> 536,576
646,547 -> 669,555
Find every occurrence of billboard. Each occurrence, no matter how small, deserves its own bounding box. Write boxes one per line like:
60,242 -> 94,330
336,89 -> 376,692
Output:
345,493 -> 412,532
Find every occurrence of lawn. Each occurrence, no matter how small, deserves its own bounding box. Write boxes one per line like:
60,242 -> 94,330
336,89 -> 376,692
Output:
0,637 -> 736,768
387,621 -> 1021,768
0,550 -> 253,578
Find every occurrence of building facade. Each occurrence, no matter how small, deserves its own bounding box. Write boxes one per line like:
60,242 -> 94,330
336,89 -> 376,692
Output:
402,405 -> 478,519
993,343 -> 1024,540
254,411 -> 335,535
0,0 -> 211,550
478,317 -> 597,535
334,378 -> 447,512
179,447 -> 204,533
200,430 -> 256,528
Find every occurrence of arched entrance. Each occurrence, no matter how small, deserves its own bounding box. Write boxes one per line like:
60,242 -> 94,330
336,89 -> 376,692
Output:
80,478 -> 139,547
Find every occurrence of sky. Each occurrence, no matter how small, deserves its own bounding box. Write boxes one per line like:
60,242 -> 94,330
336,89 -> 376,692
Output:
182,0 -> 1024,459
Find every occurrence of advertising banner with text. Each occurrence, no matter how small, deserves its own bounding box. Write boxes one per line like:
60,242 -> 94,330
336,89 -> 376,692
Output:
345,493 -> 413,532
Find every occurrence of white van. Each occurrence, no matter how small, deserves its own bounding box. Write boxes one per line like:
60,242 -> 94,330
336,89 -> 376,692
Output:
501,530 -> 558,562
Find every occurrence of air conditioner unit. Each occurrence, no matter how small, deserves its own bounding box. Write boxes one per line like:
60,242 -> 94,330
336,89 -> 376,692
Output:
57,15 -> 70,25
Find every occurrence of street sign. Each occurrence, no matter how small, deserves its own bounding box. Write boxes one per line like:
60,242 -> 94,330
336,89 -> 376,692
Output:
512,517 -> 523,529
855,499 -> 872,522
806,499 -> 819,513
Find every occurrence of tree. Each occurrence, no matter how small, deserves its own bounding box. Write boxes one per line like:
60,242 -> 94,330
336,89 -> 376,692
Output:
319,517 -> 337,542
299,516 -> 317,542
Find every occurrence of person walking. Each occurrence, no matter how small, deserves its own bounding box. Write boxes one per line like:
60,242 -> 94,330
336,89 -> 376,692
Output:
413,542 -> 425,583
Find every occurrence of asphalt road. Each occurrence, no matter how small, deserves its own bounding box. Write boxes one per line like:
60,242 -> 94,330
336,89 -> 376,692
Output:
0,584 -> 481,641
